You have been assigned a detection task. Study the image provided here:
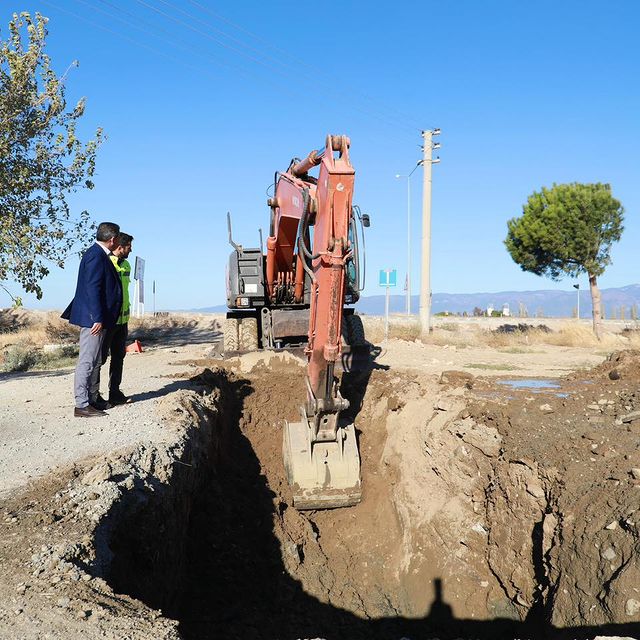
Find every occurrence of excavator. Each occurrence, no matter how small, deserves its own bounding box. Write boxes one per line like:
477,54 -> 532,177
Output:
224,134 -> 369,509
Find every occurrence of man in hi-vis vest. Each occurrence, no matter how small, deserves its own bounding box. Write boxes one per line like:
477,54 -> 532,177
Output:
101,232 -> 134,405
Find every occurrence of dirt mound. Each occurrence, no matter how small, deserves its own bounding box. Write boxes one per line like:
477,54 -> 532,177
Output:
580,349 -> 640,383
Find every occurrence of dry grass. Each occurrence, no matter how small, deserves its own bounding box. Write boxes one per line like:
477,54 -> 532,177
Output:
482,323 -> 629,350
465,362 -> 522,371
361,315 -> 638,351
361,317 -> 422,344
0,309 -> 218,372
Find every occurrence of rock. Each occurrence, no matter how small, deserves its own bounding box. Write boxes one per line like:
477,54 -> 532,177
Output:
631,468 -> 640,480
625,598 -> 640,616
81,463 -> 113,486
526,481 -> 546,499
601,546 -> 617,561
434,398 -> 452,411
587,404 -> 601,411
56,597 -> 70,609
608,368 -> 621,380
539,403 -> 553,413
605,521 -> 618,530
620,411 -> 640,424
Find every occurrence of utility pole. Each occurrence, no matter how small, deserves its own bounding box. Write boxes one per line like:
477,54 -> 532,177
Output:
420,129 -> 440,336
406,176 -> 411,316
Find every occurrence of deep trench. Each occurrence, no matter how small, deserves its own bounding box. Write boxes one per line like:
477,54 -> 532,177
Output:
100,368 -> 640,640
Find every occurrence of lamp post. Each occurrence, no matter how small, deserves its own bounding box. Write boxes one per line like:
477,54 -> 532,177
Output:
395,161 -> 422,316
573,283 -> 580,320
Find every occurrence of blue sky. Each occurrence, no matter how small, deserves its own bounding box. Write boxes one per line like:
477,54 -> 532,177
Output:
3,0 -> 639,311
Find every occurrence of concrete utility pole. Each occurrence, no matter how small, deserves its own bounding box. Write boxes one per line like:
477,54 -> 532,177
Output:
419,129 -> 440,335
406,176 -> 411,316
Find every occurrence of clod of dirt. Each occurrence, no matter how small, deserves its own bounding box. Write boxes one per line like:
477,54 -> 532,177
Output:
439,369 -> 474,388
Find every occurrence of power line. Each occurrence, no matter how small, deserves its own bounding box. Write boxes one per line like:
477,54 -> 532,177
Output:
132,0 -> 418,136
185,0 -> 425,132
42,0 -> 418,146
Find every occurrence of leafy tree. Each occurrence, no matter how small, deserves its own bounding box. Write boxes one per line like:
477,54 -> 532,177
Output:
505,183 -> 624,338
0,12 -> 102,304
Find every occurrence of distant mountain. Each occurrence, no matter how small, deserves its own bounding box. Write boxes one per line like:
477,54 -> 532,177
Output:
193,284 -> 640,319
355,284 -> 640,318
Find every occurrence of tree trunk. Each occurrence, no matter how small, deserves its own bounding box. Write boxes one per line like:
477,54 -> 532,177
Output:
589,273 -> 602,339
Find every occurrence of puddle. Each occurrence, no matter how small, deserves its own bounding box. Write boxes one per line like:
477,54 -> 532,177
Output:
497,379 -> 560,390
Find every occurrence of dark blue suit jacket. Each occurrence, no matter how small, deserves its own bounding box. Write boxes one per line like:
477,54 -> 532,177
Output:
62,243 -> 122,328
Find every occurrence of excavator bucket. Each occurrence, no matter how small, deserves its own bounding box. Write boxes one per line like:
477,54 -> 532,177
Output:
283,417 -> 361,510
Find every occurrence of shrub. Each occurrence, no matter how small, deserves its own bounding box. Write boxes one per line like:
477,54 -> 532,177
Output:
36,345 -> 79,370
44,314 -> 80,343
1,344 -> 38,372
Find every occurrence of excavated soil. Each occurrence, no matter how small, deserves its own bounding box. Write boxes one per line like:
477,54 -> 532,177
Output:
3,346 -> 640,639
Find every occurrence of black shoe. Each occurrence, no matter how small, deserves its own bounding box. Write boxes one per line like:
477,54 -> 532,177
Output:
108,391 -> 131,405
74,405 -> 107,418
90,395 -> 112,410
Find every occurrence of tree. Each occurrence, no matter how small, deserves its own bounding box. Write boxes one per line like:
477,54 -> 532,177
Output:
0,12 -> 102,303
505,183 -> 624,338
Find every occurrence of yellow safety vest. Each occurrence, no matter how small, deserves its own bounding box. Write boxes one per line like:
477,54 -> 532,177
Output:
110,256 -> 131,325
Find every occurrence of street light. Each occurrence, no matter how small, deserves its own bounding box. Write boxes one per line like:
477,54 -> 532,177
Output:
395,160 -> 423,316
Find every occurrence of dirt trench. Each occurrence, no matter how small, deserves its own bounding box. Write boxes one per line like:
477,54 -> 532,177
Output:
99,352 -> 640,638
4,352 -> 640,639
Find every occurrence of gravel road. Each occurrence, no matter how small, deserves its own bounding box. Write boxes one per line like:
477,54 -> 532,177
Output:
0,342 -> 207,498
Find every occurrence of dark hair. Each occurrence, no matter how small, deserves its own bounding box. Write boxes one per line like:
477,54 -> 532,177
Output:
96,222 -> 120,242
116,232 -> 134,246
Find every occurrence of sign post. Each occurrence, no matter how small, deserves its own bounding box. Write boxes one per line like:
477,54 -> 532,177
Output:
379,269 -> 397,341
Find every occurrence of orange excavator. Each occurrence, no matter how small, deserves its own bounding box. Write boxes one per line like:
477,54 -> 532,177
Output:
225,134 -> 369,509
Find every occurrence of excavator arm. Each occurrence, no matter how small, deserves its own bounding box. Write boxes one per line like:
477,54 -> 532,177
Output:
279,135 -> 362,509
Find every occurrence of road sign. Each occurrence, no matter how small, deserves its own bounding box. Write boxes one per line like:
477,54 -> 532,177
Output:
134,256 -> 145,281
379,268 -> 397,341
379,269 -> 397,287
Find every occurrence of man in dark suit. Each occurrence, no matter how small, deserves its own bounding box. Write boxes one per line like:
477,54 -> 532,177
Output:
63,222 -> 122,417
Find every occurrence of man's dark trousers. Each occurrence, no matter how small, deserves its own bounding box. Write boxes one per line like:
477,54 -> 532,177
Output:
101,323 -> 128,397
